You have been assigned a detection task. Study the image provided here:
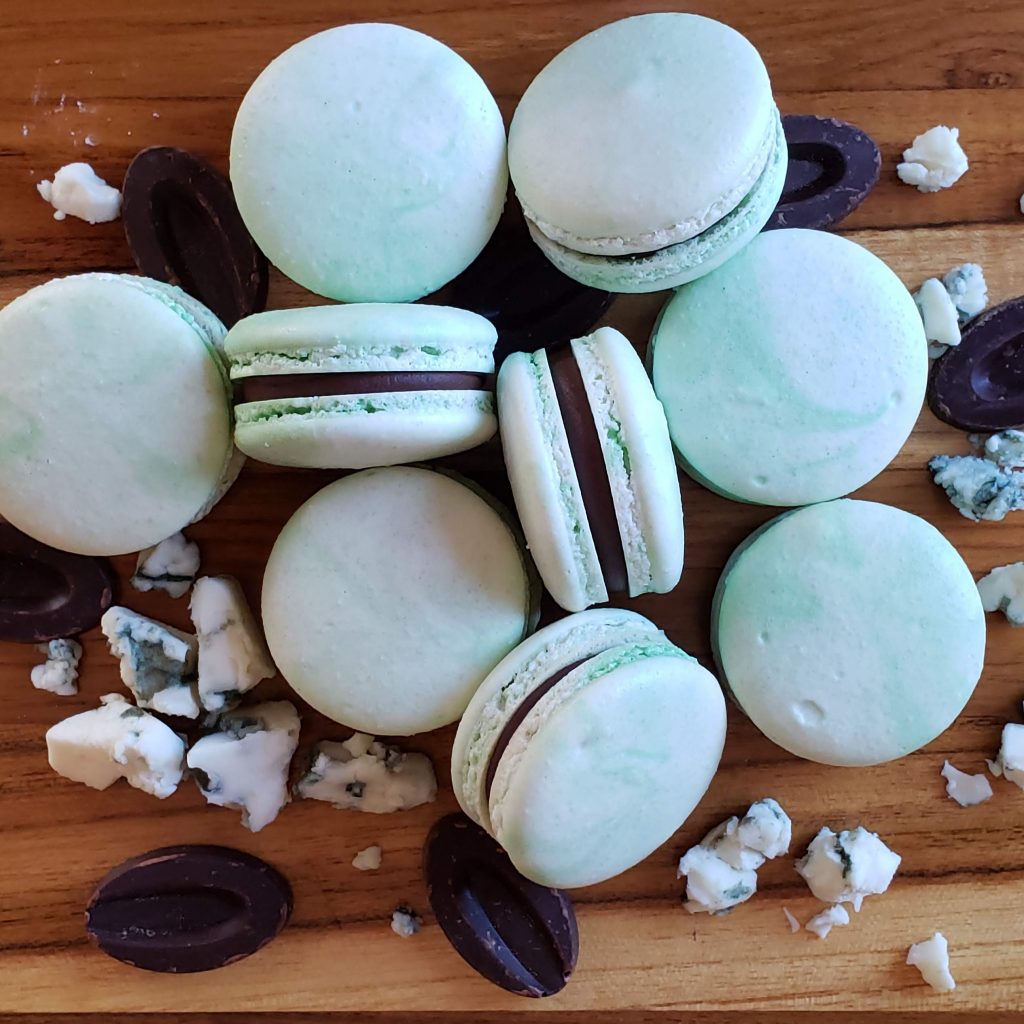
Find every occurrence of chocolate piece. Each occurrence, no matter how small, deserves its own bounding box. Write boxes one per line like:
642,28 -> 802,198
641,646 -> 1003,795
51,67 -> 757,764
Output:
929,296 -> 1024,431
484,658 -> 587,801
425,814 -> 578,997
123,147 -> 268,327
237,370 -> 494,405
86,844 -> 292,973
450,226 -> 614,364
547,345 -> 629,594
765,115 -> 881,231
0,522 -> 115,643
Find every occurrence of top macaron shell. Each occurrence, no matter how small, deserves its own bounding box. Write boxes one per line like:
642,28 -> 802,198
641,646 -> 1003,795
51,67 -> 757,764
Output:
230,23 -> 508,303
650,229 -> 928,506
0,274 -> 236,556
226,303 -> 498,468
509,14 -> 776,255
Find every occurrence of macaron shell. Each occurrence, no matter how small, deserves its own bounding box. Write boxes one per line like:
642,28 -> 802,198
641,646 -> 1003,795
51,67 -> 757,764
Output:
573,327 -> 683,596
234,391 -> 496,469
0,275 -> 233,555
489,648 -> 727,888
498,350 -> 605,611
713,500 -> 985,766
230,23 -> 508,303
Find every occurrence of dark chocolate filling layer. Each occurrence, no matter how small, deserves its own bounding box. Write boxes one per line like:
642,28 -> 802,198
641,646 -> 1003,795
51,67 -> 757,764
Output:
484,658 -> 588,802
236,370 -> 494,405
546,346 -> 629,594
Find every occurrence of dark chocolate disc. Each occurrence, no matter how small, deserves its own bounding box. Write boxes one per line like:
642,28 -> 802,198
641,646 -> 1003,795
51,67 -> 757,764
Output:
928,296 -> 1024,432
450,226 -> 614,364
764,115 -> 881,231
0,522 -> 115,643
122,147 -> 268,327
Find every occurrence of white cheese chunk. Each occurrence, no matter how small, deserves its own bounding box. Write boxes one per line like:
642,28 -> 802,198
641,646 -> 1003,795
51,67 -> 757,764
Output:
915,278 -> 961,357
189,576 -> 276,712
101,606 -> 200,718
295,732 -> 437,813
45,693 -> 185,798
352,845 -> 383,871
941,760 -> 993,806
977,561 -> 1024,625
896,126 -> 969,192
795,826 -> 901,912
36,162 -> 122,223
132,532 -> 200,598
186,700 -> 300,832
390,906 -> 421,938
30,638 -> 82,696
805,904 -> 850,940
942,263 -> 987,324
989,721 -> 1024,790
678,845 -> 758,914
981,429 -> 1024,469
783,907 -> 801,933
907,932 -> 956,992
736,797 -> 792,861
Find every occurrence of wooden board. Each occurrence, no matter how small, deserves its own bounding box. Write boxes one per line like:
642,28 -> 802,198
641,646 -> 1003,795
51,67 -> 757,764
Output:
2,0 -> 1024,1017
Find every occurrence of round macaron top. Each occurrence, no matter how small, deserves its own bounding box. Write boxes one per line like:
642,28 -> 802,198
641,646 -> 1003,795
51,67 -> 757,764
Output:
262,467 -> 537,736
713,500 -> 985,767
230,23 -> 508,303
651,229 -> 927,506
508,13 -> 775,255
0,274 -> 234,556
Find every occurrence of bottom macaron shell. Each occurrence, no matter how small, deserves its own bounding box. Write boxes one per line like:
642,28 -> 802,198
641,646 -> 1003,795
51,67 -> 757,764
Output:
234,392 -> 496,469
489,653 -> 726,889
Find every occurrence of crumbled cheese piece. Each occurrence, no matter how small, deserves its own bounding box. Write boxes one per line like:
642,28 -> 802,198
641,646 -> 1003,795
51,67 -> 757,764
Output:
390,906 -> 421,938
101,607 -> 200,718
915,278 -> 961,357
295,733 -> 437,813
45,693 -> 185,798
189,576 -> 275,712
30,638 -> 82,696
805,904 -> 850,940
941,760 -> 993,806
989,721 -> 1024,790
907,932 -> 956,992
131,533 -> 200,598
36,162 -> 121,222
928,454 -> 1024,522
678,798 -> 792,914
980,429 -> 1024,469
896,126 -> 968,192
782,907 -> 801,934
978,562 -> 1024,625
942,263 -> 988,324
795,826 -> 901,912
186,701 -> 300,832
352,845 -> 383,871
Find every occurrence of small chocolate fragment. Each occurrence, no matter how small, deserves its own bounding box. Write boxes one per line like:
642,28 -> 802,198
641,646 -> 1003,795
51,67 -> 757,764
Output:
765,115 -> 881,231
425,814 -> 578,998
123,147 -> 268,327
450,226 -> 614,364
0,522 -> 115,643
929,296 -> 1024,432
237,370 -> 494,405
86,844 -> 292,973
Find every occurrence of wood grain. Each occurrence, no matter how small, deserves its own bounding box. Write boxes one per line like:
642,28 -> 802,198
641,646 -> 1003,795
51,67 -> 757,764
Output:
2,0 -> 1024,1015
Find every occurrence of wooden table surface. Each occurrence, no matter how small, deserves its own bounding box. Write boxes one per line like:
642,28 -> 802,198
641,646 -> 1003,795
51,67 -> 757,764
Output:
3,0 -> 1024,1019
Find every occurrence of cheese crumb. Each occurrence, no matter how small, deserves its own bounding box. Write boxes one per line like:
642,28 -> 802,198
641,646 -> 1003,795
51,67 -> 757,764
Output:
805,904 -> 850,940
989,719 -> 1024,790
907,932 -> 956,992
782,907 -> 801,933
352,845 -> 383,871
36,162 -> 121,223
30,638 -> 82,696
391,906 -> 421,938
897,126 -> 968,192
796,826 -> 901,912
941,760 -> 993,806
977,562 -> 1024,626
914,277 -> 961,357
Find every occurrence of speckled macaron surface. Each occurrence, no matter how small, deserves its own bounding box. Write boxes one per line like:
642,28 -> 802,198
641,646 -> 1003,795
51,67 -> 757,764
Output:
453,609 -> 726,888
508,13 -> 786,292
225,303 -> 497,468
0,274 -> 236,556
712,500 -> 985,766
230,23 -> 508,303
262,467 -> 537,736
651,229 -> 927,506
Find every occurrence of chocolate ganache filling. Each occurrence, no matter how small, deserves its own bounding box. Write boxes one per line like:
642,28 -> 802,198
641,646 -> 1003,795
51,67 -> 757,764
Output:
236,370 -> 495,404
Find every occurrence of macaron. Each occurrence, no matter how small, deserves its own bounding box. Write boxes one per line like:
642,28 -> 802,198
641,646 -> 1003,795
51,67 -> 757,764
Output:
452,609 -> 727,888
0,274 -> 238,556
507,13 -> 786,293
498,326 -> 683,612
225,303 -> 498,468
650,229 -> 927,506
712,500 -> 985,767
262,467 -> 538,736
230,23 -> 508,303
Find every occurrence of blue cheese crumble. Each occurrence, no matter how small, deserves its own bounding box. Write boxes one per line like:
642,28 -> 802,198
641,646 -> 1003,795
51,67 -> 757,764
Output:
989,719 -> 1024,790
940,760 -> 993,806
942,263 -> 988,324
896,126 -> 968,192
977,561 -> 1024,625
795,826 -> 901,912
131,532 -> 200,599
805,904 -> 850,940
390,906 -> 422,938
907,932 -> 956,992
914,277 -> 961,357
928,455 -> 1024,522
30,638 -> 83,696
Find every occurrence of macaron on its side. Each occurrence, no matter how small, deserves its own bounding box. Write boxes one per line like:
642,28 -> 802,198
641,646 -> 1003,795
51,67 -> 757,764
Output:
713,499 -> 986,767
0,274 -> 235,555
227,304 -> 498,468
